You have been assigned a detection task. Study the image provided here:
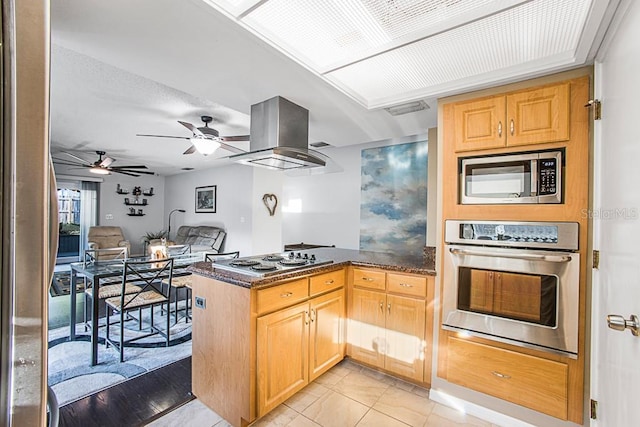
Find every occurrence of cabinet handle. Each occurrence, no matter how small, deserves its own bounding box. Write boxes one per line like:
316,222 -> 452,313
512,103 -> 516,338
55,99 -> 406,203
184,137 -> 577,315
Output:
387,303 -> 391,315
310,308 -> 316,322
510,119 -> 514,136
491,371 -> 511,379
305,311 -> 309,325
325,280 -> 335,285
498,121 -> 502,137
363,277 -> 374,282
379,301 -> 384,312
399,283 -> 413,288
280,292 -> 293,298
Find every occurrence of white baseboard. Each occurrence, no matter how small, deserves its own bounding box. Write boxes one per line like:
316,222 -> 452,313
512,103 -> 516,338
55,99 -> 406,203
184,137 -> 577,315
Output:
429,389 -> 537,427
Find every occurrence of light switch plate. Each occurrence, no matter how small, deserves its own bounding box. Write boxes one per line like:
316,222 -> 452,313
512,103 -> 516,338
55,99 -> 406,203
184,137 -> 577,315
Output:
105,214 -> 114,220
195,296 -> 206,309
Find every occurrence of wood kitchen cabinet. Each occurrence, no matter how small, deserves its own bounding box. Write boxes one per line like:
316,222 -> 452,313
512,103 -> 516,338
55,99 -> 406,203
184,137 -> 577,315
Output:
453,82 -> 570,152
191,268 -> 346,427
446,337 -> 569,420
348,268 -> 431,383
256,288 -> 345,416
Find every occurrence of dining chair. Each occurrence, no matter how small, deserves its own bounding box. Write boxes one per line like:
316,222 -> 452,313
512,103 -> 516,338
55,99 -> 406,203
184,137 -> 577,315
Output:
204,251 -> 240,262
104,258 -> 174,362
82,247 -> 137,332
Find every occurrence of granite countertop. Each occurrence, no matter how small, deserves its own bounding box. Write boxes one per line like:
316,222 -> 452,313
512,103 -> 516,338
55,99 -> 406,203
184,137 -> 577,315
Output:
188,247 -> 436,289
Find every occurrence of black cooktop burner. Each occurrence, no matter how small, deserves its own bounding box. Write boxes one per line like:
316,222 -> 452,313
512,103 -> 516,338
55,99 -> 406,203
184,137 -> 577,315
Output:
279,259 -> 308,266
230,259 -> 261,267
251,264 -> 278,271
263,255 -> 285,262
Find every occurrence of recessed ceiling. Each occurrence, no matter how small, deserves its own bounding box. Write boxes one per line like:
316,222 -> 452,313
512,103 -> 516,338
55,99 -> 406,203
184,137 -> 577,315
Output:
202,0 -> 614,108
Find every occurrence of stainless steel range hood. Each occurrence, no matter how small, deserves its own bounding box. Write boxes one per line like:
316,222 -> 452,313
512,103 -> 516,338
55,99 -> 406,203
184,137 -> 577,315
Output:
230,96 -> 328,170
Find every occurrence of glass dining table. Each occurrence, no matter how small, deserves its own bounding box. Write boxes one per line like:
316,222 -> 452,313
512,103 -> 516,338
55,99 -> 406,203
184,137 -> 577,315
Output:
68,252 -> 205,366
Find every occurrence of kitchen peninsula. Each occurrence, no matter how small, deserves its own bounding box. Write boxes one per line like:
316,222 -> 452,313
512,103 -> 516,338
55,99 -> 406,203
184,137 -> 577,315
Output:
188,247 -> 436,427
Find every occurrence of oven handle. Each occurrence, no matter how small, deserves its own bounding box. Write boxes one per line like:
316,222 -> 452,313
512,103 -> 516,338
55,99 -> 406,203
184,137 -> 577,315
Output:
449,247 -> 572,263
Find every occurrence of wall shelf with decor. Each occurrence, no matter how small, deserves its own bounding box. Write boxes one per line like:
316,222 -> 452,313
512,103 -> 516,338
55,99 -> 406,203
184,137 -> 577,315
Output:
117,184 -> 154,216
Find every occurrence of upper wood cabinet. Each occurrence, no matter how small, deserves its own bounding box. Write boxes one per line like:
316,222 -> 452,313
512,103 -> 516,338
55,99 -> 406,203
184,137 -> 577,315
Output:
453,82 -> 570,152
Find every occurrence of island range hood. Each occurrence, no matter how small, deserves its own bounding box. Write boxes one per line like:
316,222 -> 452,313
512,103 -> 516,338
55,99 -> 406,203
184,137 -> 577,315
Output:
230,96 -> 329,170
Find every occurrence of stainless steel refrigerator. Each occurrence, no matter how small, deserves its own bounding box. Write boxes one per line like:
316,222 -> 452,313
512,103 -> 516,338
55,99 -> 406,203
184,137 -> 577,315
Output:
1,1 -> 57,425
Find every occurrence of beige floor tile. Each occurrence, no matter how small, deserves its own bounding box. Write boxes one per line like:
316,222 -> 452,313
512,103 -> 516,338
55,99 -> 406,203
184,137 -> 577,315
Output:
146,400 -> 222,427
251,404 -> 299,427
356,409 -> 411,427
373,386 -> 434,427
332,370 -> 390,406
411,385 -> 430,398
212,421 -> 233,427
313,369 -> 345,387
286,414 -> 321,426
302,391 -> 369,427
284,382 -> 330,412
425,404 -> 491,427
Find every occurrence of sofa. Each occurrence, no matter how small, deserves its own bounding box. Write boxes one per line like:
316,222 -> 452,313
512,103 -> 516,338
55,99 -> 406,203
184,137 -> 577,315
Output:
173,225 -> 226,253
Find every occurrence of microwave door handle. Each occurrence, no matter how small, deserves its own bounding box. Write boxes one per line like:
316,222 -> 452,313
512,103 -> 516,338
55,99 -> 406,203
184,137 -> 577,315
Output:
530,159 -> 538,196
449,247 -> 572,263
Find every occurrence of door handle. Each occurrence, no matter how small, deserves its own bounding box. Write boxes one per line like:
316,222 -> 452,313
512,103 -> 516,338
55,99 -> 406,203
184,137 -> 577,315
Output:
607,314 -> 640,336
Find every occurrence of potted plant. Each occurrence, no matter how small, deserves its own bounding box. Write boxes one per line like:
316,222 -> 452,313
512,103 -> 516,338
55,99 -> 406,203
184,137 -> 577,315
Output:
141,230 -> 167,245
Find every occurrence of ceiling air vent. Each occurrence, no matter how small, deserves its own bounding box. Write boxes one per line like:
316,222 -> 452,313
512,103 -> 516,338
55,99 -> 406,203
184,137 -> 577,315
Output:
384,100 -> 430,116
310,141 -> 331,148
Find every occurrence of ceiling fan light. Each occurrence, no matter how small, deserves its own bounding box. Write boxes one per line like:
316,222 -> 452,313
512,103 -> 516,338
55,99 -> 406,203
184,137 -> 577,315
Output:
191,137 -> 221,156
89,166 -> 110,175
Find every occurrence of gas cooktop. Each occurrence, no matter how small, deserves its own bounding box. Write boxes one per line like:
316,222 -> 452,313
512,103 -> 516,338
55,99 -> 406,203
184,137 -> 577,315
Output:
212,252 -> 334,277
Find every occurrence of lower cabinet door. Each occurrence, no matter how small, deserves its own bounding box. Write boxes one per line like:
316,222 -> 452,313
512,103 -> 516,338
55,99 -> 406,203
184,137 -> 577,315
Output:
348,288 -> 386,368
384,294 -> 426,381
257,302 -> 309,416
309,289 -> 345,381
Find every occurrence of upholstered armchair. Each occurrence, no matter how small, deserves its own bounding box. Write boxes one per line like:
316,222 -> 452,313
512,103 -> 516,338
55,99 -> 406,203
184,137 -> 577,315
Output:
87,226 -> 131,254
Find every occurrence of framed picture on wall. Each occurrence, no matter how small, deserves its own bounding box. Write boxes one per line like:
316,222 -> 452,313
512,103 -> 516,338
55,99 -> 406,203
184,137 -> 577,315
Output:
195,185 -> 216,213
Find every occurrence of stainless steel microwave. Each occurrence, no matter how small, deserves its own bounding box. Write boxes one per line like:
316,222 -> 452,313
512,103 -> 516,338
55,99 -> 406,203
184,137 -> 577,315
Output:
460,151 -> 562,204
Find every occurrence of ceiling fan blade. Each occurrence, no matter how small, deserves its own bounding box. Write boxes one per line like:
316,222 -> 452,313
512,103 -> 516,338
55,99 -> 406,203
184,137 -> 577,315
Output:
61,151 -> 90,165
52,158 -> 83,167
218,142 -> 247,154
100,156 -> 115,168
111,170 -> 140,177
113,169 -> 156,175
178,121 -> 204,137
183,145 -> 196,155
136,133 -> 191,140
111,165 -> 148,169
220,135 -> 250,142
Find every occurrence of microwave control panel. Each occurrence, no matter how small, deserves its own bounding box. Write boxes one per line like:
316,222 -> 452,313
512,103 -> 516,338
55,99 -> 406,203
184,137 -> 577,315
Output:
538,158 -> 557,195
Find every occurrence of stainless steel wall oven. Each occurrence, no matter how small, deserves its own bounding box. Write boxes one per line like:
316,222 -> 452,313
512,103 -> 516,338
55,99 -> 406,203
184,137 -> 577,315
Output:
443,220 -> 580,357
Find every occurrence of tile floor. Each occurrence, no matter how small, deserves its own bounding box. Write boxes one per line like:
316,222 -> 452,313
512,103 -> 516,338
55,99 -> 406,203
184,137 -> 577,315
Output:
148,359 -> 498,427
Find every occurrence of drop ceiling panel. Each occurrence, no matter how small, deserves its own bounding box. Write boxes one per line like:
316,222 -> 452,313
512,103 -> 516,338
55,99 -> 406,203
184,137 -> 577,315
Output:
326,0 -> 592,106
202,0 -> 602,108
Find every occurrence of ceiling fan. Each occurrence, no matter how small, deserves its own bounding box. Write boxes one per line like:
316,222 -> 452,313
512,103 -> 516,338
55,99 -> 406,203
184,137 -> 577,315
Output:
52,150 -> 155,177
136,115 -> 249,156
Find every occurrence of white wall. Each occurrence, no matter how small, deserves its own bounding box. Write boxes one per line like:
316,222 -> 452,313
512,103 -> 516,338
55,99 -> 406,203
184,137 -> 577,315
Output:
252,167 -> 284,254
163,163 -> 254,256
281,134 -> 434,251
98,174 -> 166,255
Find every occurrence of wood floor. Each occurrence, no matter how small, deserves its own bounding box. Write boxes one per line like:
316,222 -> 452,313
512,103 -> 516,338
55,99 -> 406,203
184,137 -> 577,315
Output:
58,357 -> 194,427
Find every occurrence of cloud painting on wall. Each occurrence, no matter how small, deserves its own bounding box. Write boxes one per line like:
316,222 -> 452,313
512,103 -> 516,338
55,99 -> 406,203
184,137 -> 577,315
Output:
360,141 -> 427,254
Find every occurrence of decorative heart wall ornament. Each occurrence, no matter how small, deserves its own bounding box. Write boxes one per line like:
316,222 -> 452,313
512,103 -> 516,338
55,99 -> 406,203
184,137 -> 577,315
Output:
262,193 -> 278,216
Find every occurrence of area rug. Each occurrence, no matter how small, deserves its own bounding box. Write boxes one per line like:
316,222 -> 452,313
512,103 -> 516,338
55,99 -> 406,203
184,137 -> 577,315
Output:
48,304 -> 192,407
50,270 -> 86,297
